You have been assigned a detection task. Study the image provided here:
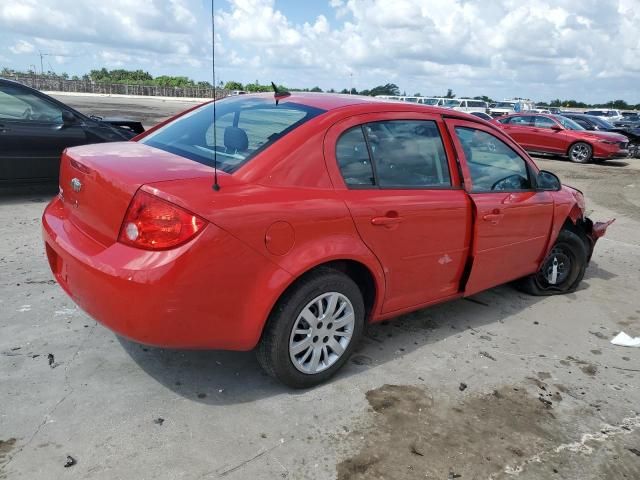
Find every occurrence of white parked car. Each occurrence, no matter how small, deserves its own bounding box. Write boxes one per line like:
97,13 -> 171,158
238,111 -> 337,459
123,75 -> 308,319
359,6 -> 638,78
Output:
443,98 -> 488,113
490,100 -> 535,117
584,109 -> 624,121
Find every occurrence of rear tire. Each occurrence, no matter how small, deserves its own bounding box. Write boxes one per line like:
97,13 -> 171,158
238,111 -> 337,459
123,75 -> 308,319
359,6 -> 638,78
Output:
568,142 -> 593,163
516,230 -> 588,296
256,267 -> 365,388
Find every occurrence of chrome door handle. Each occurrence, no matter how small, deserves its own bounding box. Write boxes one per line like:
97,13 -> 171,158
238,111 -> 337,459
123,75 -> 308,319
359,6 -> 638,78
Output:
482,213 -> 504,224
371,216 -> 403,226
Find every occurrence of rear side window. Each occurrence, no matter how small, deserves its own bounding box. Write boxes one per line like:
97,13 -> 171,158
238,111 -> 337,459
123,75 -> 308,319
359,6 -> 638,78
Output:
335,127 -> 375,186
532,116 -> 556,128
336,120 -> 451,188
141,97 -> 325,173
454,127 -> 531,192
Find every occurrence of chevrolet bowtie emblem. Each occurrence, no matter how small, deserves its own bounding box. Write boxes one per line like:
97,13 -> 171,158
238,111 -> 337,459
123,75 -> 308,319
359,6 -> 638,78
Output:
70,178 -> 82,193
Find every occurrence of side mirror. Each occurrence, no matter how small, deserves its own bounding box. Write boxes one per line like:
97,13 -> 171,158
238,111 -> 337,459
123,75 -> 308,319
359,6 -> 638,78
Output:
550,124 -> 562,131
61,110 -> 77,128
537,170 -> 561,191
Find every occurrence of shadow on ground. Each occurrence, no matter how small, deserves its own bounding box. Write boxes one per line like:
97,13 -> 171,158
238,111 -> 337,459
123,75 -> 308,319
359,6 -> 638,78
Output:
119,259 -> 616,405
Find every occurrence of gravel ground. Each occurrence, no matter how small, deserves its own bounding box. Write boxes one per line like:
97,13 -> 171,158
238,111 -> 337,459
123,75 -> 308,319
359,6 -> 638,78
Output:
1,96 -> 639,479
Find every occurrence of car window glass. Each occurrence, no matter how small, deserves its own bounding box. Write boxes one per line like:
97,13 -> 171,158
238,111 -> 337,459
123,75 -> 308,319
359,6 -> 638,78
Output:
0,84 -> 63,122
335,126 -> 375,186
365,120 -> 451,188
533,116 -> 556,128
509,116 -> 531,125
142,97 -> 325,173
454,127 -> 531,192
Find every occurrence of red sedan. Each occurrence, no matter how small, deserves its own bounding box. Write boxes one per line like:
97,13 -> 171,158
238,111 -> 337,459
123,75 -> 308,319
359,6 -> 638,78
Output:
493,113 -> 628,163
42,93 -> 612,387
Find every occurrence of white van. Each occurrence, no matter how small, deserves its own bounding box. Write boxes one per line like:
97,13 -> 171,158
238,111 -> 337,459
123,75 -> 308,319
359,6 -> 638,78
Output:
418,97 -> 447,107
443,98 -> 488,113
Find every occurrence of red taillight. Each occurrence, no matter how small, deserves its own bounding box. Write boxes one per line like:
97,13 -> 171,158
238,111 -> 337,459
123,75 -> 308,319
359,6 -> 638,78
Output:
118,190 -> 206,250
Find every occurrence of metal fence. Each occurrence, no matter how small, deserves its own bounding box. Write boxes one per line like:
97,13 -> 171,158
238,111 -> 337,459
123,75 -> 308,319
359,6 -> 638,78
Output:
5,74 -> 229,99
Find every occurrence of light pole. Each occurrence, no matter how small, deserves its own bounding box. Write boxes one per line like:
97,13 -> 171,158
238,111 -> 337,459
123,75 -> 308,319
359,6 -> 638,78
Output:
349,72 -> 353,94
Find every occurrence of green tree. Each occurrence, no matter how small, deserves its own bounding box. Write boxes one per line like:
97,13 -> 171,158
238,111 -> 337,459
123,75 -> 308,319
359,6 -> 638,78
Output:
445,88 -> 455,98
310,86 -> 323,92
367,83 -> 400,96
224,81 -> 244,90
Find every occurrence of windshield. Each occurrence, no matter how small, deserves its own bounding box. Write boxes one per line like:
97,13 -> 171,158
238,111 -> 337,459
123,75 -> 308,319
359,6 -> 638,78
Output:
140,96 -> 325,173
554,115 -> 585,130
444,99 -> 462,107
585,115 -> 615,129
495,102 -> 515,109
424,98 -> 441,106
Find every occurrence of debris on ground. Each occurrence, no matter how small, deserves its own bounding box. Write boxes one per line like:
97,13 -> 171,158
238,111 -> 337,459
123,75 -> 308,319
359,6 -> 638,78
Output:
64,455 -> 76,468
610,331 -> 640,347
479,351 -> 496,361
153,418 -> 164,425
459,383 -> 468,392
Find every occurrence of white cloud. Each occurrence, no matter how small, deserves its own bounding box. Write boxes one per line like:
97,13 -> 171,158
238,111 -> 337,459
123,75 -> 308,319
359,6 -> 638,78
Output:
9,40 -> 34,54
212,0 -> 640,102
0,0 -> 638,102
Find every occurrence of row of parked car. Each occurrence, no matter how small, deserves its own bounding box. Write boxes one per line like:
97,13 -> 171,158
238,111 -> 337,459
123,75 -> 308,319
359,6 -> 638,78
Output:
1,78 -> 638,185
376,95 -> 639,162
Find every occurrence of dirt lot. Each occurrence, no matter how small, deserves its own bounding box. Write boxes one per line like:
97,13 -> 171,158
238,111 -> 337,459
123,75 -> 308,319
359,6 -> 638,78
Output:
1,96 -> 639,479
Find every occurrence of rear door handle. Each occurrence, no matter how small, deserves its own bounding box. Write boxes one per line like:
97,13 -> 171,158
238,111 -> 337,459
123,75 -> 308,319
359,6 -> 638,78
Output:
482,213 -> 504,224
371,215 -> 403,226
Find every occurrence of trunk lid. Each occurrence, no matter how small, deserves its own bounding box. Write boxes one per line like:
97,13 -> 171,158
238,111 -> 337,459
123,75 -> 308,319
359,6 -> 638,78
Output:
59,142 -> 217,246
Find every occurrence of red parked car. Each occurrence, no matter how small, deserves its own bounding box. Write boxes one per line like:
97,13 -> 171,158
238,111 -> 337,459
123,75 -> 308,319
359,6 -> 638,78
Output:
493,113 -> 628,163
42,93 -> 612,387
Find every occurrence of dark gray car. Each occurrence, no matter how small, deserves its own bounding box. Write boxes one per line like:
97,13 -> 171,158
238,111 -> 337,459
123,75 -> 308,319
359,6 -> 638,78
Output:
0,78 -> 144,183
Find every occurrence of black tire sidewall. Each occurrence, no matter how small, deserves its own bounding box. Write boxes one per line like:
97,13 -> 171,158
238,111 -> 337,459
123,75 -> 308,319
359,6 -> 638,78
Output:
525,230 -> 588,295
259,269 -> 365,388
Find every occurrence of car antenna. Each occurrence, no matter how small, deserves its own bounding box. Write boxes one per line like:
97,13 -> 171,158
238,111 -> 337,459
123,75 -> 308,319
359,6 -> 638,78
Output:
211,0 -> 220,191
272,81 -> 290,106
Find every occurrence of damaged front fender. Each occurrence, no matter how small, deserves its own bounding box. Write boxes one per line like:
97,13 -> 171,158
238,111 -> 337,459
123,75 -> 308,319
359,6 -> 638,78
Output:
582,217 -> 615,261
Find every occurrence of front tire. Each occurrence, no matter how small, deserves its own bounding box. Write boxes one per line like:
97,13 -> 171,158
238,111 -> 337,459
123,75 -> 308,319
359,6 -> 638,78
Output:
516,230 -> 588,296
257,267 -> 365,388
568,142 -> 593,163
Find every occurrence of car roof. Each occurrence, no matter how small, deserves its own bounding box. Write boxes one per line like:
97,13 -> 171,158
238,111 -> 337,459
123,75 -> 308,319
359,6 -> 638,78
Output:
239,92 -> 482,120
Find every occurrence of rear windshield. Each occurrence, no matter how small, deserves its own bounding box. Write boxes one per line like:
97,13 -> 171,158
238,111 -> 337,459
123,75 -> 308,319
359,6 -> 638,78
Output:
141,96 -> 325,173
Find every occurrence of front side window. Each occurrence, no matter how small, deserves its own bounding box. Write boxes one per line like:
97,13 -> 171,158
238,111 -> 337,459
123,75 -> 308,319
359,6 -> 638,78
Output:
336,120 -> 451,188
454,127 -> 531,192
554,116 -> 584,130
141,97 -> 325,173
0,84 -> 63,122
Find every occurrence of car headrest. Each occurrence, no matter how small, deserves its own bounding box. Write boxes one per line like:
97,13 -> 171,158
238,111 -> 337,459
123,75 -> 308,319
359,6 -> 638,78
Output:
224,126 -> 249,152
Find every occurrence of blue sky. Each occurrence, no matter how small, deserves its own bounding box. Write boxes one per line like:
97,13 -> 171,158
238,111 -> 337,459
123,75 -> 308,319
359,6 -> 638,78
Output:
1,0 -> 639,103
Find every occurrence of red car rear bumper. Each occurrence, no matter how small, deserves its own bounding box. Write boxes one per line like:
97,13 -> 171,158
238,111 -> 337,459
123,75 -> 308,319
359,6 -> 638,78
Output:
42,196 -> 290,350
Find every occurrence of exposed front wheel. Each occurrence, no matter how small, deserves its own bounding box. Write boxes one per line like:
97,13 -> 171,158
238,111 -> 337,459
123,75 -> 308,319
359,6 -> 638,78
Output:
516,230 -> 588,295
568,142 -> 593,163
257,268 -> 364,388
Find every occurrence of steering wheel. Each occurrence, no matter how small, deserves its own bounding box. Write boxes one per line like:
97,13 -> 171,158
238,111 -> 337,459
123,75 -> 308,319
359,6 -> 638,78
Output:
492,174 -> 525,191
21,107 -> 34,120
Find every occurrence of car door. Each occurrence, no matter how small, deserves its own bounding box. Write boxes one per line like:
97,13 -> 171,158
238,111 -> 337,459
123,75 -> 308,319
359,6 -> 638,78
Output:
0,82 -> 87,182
324,112 -> 472,314
526,115 -> 568,153
498,115 -> 534,148
445,118 -> 554,296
